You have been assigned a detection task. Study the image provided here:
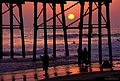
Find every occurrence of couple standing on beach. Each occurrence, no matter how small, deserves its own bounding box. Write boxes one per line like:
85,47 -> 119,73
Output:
77,47 -> 89,66
40,47 -> 89,76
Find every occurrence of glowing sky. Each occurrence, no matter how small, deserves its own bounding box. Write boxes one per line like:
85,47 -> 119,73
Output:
2,0 -> 120,30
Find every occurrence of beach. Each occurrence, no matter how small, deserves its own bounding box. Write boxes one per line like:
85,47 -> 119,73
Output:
40,70 -> 120,81
0,57 -> 77,74
0,58 -> 120,81
0,0 -> 120,81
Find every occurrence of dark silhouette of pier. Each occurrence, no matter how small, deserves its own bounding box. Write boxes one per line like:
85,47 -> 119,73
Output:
0,0 -> 113,65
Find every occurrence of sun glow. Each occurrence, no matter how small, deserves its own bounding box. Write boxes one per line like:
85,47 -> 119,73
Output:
68,14 -> 75,20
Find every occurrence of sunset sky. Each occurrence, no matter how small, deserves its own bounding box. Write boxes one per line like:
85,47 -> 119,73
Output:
2,0 -> 120,30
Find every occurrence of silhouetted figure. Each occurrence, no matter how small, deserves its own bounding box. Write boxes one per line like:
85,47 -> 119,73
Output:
77,48 -> 81,65
73,41 -> 75,44
100,60 -> 112,68
34,74 -> 38,80
83,48 -> 89,65
77,47 -> 89,67
77,47 -> 82,65
54,72 -> 57,76
23,75 -> 26,81
1,77 -> 4,81
40,54 -> 49,76
12,76 -> 15,81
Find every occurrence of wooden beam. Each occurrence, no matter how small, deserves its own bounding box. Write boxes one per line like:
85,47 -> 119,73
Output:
10,3 -> 14,58
18,4 -> 26,58
43,2 -> 47,55
61,3 -> 69,56
0,2 -> 2,59
78,2 -> 84,65
53,3 -> 56,58
105,2 -> 113,65
98,1 -> 102,64
88,1 -> 92,64
33,1 -> 37,62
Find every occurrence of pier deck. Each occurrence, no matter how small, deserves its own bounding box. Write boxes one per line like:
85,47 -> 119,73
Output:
0,0 -> 112,3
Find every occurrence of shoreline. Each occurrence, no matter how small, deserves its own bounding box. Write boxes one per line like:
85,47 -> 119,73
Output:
0,58 -> 120,80
0,57 -> 77,74
0,57 -> 120,74
40,70 -> 120,81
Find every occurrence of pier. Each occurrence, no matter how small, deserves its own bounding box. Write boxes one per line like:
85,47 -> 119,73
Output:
0,0 -> 112,65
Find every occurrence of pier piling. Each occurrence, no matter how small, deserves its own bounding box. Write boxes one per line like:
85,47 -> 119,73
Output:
0,2 -> 2,59
61,3 -> 69,56
0,0 -> 113,65
10,3 -> 14,58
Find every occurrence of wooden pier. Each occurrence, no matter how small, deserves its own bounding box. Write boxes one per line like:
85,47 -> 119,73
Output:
0,0 -> 113,65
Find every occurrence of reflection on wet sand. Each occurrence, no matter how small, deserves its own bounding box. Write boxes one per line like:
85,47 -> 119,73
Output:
0,62 -> 120,81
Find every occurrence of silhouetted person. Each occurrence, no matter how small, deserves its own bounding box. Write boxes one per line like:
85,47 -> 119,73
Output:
73,41 -> 75,44
23,75 -> 26,81
40,54 -> 49,76
77,47 -> 80,65
1,77 -> 4,81
100,60 -> 112,68
83,48 -> 88,65
54,72 -> 57,76
34,74 -> 38,80
12,76 -> 15,81
77,47 -> 84,66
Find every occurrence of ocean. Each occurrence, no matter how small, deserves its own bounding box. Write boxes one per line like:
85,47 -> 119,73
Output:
1,1 -> 120,63
2,26 -> 120,62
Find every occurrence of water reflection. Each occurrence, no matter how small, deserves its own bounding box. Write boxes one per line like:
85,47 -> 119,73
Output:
79,66 -> 88,72
45,74 -> 49,79
1,77 -> 4,81
0,63 -> 118,81
53,67 -> 58,76
65,65 -> 72,75
89,64 -> 92,72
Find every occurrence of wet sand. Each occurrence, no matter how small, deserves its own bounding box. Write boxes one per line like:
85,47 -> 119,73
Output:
41,70 -> 120,81
0,57 -> 77,73
0,58 -> 120,81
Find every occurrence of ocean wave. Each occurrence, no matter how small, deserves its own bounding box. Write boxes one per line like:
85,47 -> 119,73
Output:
38,33 -> 120,39
5,33 -> 119,40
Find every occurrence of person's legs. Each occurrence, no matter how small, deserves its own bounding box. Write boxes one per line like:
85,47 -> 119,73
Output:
45,68 -> 48,75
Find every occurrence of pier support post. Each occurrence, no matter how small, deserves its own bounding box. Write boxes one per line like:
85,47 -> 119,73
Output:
60,3 -> 69,56
105,2 -> 113,65
33,1 -> 37,62
53,3 -> 56,58
10,3 -> 14,58
18,4 -> 25,58
43,2 -> 47,55
0,2 -> 2,59
88,1 -> 92,64
98,1 -> 102,64
78,2 -> 84,65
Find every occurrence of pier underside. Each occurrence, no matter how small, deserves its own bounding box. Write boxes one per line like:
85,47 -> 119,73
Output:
0,0 -> 113,65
